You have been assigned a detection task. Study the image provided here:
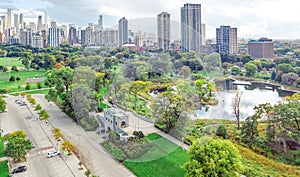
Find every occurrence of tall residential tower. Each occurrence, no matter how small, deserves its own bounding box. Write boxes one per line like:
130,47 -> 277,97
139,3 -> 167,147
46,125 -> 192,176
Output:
157,12 -> 170,50
118,17 -> 128,46
216,26 -> 237,54
181,3 -> 202,52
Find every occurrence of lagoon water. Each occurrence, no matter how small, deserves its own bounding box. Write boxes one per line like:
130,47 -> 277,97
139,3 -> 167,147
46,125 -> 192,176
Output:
195,82 -> 294,120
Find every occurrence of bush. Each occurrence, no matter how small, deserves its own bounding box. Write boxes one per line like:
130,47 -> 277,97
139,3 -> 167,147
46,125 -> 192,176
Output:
101,141 -> 126,162
37,82 -> 42,89
25,83 -> 31,90
216,123 -> 228,139
11,65 -> 18,72
133,130 -> 145,139
9,76 -> 15,82
34,104 -> 42,111
79,117 -> 99,131
16,77 -> 20,81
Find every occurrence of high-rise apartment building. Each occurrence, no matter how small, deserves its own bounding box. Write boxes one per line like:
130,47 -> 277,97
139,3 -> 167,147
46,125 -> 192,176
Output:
37,15 -> 43,32
248,38 -> 274,59
48,21 -> 60,47
19,28 -> 32,45
32,33 -> 43,48
157,12 -> 170,50
19,14 -> 24,29
29,22 -> 36,33
181,3 -> 202,52
7,8 -> 12,29
102,29 -> 118,47
201,23 -> 206,45
13,14 -> 18,28
118,17 -> 128,46
98,15 -> 103,30
68,26 -> 77,45
216,26 -> 237,54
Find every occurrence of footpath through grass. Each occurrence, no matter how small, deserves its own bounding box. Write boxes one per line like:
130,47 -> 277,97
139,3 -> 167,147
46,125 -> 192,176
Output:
123,133 -> 189,177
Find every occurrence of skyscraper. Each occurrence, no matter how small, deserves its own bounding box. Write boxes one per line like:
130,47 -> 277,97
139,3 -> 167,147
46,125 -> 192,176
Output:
118,17 -> 128,46
98,15 -> 103,30
48,21 -> 60,47
19,14 -> 24,29
216,26 -> 237,54
201,23 -> 206,45
157,12 -> 170,50
13,14 -> 18,28
181,3 -> 202,52
68,26 -> 77,45
7,8 -> 12,29
37,15 -> 43,32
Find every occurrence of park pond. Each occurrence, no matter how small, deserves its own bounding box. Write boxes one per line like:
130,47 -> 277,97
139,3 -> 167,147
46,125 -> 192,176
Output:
195,81 -> 297,120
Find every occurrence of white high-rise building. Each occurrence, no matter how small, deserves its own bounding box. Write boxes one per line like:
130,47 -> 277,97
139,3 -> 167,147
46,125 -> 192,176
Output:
102,28 -> 118,47
37,15 -> 43,32
118,17 -> 128,46
181,3 -> 202,52
7,8 -> 12,29
19,14 -> 24,29
32,34 -> 43,48
157,12 -> 170,50
48,21 -> 60,47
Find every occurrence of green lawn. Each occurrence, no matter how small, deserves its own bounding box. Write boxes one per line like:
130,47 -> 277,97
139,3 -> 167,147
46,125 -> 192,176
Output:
0,136 -> 4,157
0,57 -> 22,67
0,70 -> 47,93
123,133 -> 189,177
0,160 -> 9,177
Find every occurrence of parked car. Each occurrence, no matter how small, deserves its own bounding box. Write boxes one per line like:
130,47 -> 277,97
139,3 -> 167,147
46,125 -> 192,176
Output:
15,100 -> 24,104
47,150 -> 60,158
12,166 -> 27,173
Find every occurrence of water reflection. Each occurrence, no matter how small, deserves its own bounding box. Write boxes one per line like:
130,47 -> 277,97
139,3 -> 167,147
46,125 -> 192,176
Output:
195,82 -> 294,120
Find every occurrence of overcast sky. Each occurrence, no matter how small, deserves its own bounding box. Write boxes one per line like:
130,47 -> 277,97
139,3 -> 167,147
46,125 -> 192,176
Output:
0,0 -> 300,39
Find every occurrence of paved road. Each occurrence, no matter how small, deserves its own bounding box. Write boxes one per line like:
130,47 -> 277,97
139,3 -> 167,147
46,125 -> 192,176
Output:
32,95 -> 135,177
0,96 -> 75,177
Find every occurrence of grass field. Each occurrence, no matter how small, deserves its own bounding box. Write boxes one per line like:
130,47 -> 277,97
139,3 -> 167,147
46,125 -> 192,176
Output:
123,133 -> 189,177
0,70 -> 47,93
0,57 -> 22,67
0,135 -> 9,177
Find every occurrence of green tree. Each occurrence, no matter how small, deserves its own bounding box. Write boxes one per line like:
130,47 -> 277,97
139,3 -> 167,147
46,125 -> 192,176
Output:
202,52 -> 222,72
46,66 -> 74,98
231,65 -> 241,75
241,116 -> 259,147
19,52 -> 33,71
184,139 -> 244,177
151,87 -> 194,131
129,80 -> 151,111
216,124 -> 228,139
194,79 -> 211,102
4,130 -> 34,162
244,62 -> 258,77
180,66 -> 191,79
0,96 -> 6,112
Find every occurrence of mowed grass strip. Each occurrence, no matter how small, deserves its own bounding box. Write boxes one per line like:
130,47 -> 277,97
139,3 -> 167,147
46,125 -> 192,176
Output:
0,136 -> 4,157
124,133 -> 189,177
0,57 -> 22,67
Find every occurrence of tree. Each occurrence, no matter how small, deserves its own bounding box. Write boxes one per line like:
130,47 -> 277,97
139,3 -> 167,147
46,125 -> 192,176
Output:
180,66 -> 191,79
52,128 -> 64,140
281,72 -> 299,85
9,76 -> 15,82
194,79 -> 211,103
62,140 -> 76,154
39,110 -> 50,120
151,87 -> 194,131
46,66 -> 74,95
277,63 -> 294,74
231,66 -> 241,75
232,91 -> 242,130
241,116 -> 259,147
244,62 -> 258,77
184,139 -> 244,177
34,104 -> 42,111
0,96 -> 6,112
19,52 -> 33,71
216,124 -> 228,139
129,80 -> 151,111
202,52 -> 222,72
4,130 -> 34,162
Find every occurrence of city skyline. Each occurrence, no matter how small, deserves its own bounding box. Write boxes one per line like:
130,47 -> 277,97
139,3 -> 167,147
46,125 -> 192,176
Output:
1,0 -> 300,39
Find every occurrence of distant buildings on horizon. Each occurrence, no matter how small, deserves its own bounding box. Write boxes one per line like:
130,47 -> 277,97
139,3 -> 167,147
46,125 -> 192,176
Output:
0,4 -> 274,59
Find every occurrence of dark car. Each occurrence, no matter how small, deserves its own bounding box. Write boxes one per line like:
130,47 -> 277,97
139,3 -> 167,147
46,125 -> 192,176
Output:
12,166 -> 27,173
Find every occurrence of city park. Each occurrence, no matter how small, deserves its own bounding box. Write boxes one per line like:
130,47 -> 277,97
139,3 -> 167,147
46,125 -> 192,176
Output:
0,44 -> 299,176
